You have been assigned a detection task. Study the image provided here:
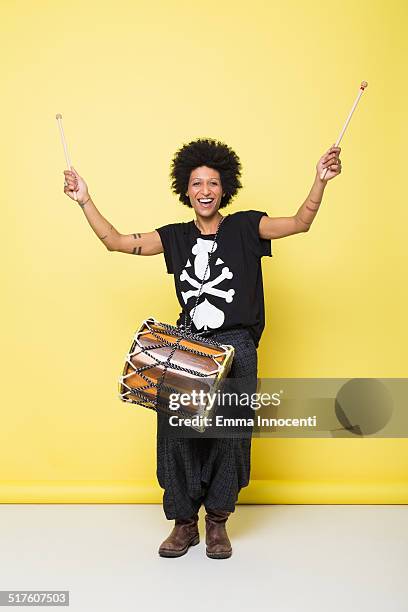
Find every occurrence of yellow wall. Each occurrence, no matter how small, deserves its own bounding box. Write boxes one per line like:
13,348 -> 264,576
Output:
1,0 -> 407,503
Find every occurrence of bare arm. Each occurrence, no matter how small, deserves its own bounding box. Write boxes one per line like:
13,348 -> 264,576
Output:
259,173 -> 327,239
112,228 -> 164,255
63,168 -> 163,254
259,145 -> 342,240
75,195 -> 120,250
73,195 -> 163,254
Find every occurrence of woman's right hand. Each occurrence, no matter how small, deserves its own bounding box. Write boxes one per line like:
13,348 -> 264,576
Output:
63,167 -> 90,204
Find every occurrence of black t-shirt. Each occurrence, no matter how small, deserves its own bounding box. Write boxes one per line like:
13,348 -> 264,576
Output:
155,210 -> 272,348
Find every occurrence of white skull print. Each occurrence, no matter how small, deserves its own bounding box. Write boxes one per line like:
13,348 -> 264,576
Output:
180,237 -> 235,331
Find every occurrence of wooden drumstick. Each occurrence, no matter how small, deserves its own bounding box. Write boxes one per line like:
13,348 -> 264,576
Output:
56,113 -> 77,201
320,80 -> 368,181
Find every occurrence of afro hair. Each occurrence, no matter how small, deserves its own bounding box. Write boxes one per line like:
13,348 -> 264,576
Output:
170,137 -> 243,208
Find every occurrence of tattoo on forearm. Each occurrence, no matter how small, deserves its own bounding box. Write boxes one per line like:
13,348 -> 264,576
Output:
99,225 -> 113,240
132,233 -> 142,254
79,196 -> 91,209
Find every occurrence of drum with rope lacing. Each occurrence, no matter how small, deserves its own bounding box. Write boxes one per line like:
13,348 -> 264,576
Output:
118,317 -> 234,432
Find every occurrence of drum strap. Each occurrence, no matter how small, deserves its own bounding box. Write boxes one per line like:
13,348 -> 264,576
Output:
182,215 -> 225,335
154,215 -> 226,408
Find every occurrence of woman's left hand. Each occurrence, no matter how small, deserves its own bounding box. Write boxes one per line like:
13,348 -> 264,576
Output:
316,145 -> 342,182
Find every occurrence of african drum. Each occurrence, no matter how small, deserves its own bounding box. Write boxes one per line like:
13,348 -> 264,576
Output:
118,317 -> 234,432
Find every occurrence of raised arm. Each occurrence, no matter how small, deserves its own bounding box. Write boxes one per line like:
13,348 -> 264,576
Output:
63,167 -> 163,255
112,229 -> 163,255
259,145 -> 342,240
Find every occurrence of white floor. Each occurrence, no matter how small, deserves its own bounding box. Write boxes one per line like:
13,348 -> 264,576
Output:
0,504 -> 407,611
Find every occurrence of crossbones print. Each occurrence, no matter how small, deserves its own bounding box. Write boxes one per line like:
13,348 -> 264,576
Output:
180,237 -> 235,331
180,267 -> 235,303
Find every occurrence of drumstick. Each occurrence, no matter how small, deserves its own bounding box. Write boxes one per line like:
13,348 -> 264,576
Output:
320,80 -> 368,181
56,113 -> 77,201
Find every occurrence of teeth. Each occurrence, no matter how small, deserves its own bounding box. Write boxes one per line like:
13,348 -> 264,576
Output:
199,199 -> 213,203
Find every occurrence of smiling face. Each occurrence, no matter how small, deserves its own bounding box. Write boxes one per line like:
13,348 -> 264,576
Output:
185,166 -> 225,218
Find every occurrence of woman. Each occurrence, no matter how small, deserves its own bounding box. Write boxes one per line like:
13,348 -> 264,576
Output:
63,137 -> 341,559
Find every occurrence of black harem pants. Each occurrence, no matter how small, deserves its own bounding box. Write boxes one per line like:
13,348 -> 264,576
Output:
156,327 -> 258,520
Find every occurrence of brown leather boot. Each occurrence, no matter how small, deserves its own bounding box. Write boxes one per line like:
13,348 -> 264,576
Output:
158,514 -> 199,558
205,509 -> 232,559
